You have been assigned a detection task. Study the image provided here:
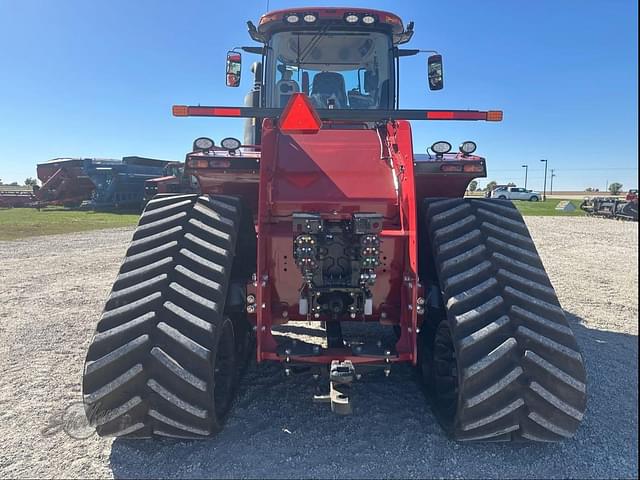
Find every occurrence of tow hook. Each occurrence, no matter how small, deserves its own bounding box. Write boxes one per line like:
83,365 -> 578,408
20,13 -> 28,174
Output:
313,360 -> 356,415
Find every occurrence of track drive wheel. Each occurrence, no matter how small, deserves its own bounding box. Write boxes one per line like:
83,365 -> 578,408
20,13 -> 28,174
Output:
82,194 -> 255,438
419,198 -> 587,442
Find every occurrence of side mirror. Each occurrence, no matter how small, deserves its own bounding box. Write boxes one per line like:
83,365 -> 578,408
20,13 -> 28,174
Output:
427,54 -> 444,91
226,51 -> 242,87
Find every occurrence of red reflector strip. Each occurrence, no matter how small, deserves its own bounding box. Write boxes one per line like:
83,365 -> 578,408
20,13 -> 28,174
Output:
427,111 -> 454,120
189,107 -> 242,117
172,105 -> 242,117
427,111 -> 487,120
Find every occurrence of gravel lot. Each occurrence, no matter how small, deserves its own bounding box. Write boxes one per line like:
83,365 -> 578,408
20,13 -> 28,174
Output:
0,217 -> 637,479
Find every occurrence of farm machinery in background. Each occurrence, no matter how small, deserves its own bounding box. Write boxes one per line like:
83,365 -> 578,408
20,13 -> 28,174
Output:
1,157 -> 96,208
82,156 -> 176,210
143,162 -> 188,202
580,189 -> 638,221
0,156 -> 180,210
0,185 -> 39,208
82,7 -> 587,443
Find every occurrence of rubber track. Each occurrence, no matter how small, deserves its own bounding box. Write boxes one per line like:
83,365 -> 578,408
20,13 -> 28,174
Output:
82,194 -> 242,438
423,198 -> 587,442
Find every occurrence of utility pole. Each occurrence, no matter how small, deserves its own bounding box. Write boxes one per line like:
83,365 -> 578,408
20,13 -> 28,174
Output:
522,164 -> 528,189
540,159 -> 548,201
550,169 -> 556,195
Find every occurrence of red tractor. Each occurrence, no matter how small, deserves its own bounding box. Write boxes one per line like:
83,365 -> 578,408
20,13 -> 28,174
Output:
143,162 -> 187,202
82,8 -> 586,442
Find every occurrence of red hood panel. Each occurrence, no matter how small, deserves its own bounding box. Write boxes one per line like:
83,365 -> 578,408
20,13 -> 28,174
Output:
270,129 -> 399,218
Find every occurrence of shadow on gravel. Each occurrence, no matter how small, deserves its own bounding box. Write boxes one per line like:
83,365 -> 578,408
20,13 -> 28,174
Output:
109,312 -> 638,480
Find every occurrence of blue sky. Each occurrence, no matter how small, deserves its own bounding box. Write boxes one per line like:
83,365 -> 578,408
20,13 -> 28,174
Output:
0,0 -> 637,191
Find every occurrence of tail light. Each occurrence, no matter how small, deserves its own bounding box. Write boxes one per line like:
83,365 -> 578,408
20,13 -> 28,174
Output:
440,163 -> 485,173
486,111 -> 504,121
209,159 -> 231,168
463,164 -> 485,173
441,164 -> 463,173
188,159 -> 209,169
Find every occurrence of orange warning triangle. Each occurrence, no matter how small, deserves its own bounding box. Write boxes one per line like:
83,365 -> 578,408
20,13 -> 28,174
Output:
279,93 -> 322,134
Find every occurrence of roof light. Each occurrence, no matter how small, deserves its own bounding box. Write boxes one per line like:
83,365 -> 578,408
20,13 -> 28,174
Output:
193,137 -> 214,151
362,14 -> 376,24
459,141 -> 477,154
259,14 -> 278,25
279,93 -> 322,134
382,14 -> 402,26
431,141 -> 452,155
285,13 -> 300,24
220,137 -> 241,151
344,13 -> 359,23
303,13 -> 317,23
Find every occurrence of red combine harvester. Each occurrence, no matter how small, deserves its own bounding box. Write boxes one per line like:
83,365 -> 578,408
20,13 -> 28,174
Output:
83,8 -> 586,442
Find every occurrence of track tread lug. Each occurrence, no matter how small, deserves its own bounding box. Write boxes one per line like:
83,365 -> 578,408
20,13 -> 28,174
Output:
420,198 -> 587,443
83,194 -> 252,439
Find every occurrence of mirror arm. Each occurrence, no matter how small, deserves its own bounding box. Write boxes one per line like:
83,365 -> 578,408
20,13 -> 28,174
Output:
397,49 -> 420,57
241,46 -> 265,54
396,49 -> 440,58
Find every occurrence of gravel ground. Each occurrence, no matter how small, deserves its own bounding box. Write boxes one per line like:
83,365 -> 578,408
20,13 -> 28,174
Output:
0,217 -> 637,479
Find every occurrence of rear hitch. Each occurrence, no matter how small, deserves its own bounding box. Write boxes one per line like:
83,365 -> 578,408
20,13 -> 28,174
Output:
313,360 -> 356,415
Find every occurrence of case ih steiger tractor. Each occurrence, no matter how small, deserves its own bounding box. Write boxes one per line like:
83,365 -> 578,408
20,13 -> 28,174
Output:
82,7 -> 587,442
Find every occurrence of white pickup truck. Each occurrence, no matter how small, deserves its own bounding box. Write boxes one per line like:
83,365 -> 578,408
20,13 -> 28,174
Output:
491,186 -> 541,201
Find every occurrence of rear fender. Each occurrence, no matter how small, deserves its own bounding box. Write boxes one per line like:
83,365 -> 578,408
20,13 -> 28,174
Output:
414,153 -> 486,198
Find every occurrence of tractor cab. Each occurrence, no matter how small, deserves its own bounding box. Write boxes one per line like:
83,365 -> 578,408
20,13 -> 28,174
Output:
259,11 -> 399,110
226,8 -> 443,142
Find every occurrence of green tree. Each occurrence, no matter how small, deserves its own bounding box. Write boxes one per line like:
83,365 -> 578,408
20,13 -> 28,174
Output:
485,180 -> 497,192
609,182 -> 623,195
24,177 -> 38,187
468,180 -> 478,192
